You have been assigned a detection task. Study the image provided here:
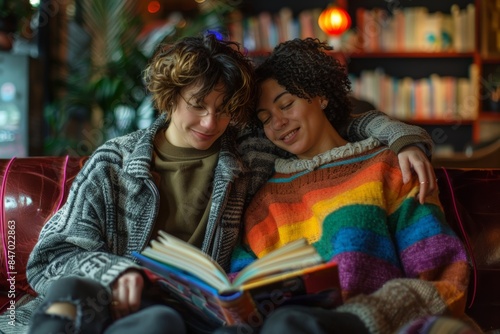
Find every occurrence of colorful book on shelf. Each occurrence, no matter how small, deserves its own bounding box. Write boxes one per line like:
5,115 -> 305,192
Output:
243,16 -> 258,51
277,7 -> 294,43
258,11 -> 273,51
132,231 -> 341,327
298,9 -> 315,39
227,10 -> 244,45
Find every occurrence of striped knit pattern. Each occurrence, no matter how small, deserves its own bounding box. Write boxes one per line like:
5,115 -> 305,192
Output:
236,141 -> 470,332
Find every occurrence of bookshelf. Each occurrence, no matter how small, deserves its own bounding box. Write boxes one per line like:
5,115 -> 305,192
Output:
231,0 -> 500,152
343,0 -> 481,151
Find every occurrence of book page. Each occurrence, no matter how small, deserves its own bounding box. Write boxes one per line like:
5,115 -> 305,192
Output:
157,231 -> 227,274
142,246 -> 230,291
149,231 -> 231,288
142,233 -> 323,293
232,238 -> 323,286
240,260 -> 338,292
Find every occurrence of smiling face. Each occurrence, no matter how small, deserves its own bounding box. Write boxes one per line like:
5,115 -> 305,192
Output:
165,84 -> 231,150
257,79 -> 347,159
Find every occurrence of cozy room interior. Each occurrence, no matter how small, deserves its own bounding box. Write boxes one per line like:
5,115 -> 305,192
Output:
1,0 -> 499,332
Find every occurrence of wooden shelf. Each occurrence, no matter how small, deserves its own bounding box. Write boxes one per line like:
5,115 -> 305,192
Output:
479,111 -> 500,120
250,51 -> 477,59
342,52 -> 476,59
481,56 -> 500,64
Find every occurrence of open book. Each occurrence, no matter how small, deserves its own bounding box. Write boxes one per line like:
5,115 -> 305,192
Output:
132,231 -> 342,327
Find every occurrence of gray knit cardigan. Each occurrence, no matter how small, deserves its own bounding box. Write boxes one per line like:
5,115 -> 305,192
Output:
0,110 -> 433,333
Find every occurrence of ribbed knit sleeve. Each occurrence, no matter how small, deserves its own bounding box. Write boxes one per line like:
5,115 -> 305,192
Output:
337,279 -> 448,334
341,110 -> 434,156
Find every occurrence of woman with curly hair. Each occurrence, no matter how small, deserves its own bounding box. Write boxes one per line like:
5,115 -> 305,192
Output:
227,38 -> 480,334
5,34 -> 438,334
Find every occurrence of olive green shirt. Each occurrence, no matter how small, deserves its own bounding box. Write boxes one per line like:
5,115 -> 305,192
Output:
151,129 -> 220,248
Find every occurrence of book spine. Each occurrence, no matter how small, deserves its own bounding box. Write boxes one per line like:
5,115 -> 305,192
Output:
217,291 -> 261,326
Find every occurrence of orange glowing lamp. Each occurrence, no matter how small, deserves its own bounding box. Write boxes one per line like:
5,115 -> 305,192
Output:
318,5 -> 352,36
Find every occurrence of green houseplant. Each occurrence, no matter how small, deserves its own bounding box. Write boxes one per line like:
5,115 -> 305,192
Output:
44,0 -> 150,155
44,0 -> 240,156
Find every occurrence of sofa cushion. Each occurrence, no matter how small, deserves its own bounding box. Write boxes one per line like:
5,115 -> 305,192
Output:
435,168 -> 500,331
0,156 -> 86,311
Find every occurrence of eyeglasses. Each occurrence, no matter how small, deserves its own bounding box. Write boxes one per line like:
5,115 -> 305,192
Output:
179,94 -> 231,120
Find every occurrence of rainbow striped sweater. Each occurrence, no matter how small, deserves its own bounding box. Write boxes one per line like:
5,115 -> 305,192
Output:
231,138 -> 473,333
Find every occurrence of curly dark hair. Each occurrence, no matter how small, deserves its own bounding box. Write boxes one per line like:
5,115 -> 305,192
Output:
254,38 -> 352,128
143,33 -> 255,128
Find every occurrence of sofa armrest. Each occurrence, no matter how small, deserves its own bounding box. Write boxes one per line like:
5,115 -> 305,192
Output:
0,156 -> 87,311
436,168 -> 500,331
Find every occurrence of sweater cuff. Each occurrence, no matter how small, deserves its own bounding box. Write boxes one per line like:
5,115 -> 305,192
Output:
336,279 -> 447,334
390,136 -> 433,157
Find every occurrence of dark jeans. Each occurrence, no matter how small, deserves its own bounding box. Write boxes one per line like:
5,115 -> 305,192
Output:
28,276 -> 209,334
213,305 -> 370,334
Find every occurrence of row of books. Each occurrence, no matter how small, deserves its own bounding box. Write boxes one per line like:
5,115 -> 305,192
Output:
226,3 -> 476,53
356,4 -> 476,53
227,7 -> 327,52
349,64 -> 479,121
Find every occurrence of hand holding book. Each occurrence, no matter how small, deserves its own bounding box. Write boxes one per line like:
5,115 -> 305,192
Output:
133,231 -> 341,326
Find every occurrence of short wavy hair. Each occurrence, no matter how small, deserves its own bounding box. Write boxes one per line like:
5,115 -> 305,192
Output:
254,38 -> 352,129
143,34 -> 255,128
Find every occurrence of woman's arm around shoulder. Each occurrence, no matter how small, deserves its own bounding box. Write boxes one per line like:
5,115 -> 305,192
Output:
341,110 -> 436,203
